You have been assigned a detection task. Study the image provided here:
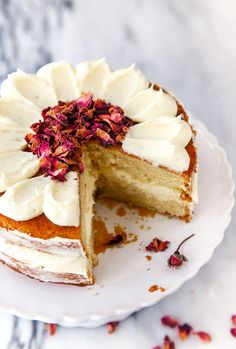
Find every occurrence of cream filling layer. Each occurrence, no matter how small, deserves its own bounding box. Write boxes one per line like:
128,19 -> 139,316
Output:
136,182 -> 183,203
0,238 -> 89,275
105,168 -> 190,204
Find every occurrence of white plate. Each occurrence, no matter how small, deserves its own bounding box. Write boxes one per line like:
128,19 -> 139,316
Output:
0,119 -> 234,328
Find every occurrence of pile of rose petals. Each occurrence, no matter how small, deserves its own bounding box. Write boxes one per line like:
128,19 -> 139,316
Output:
26,93 -> 133,181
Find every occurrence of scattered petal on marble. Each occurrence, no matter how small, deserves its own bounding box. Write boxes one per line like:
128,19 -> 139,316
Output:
46,323 -> 57,336
232,315 -> 236,326
161,315 -> 179,329
178,323 -> 193,340
106,321 -> 119,334
230,328 -> 236,337
193,331 -> 212,342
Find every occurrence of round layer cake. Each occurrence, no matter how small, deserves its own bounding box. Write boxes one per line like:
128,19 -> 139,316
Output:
0,59 -> 197,285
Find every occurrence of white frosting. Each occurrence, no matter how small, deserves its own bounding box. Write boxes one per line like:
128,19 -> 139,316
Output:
0,97 -> 41,130
0,59 -> 195,225
122,116 -> 192,172
37,61 -> 79,101
102,64 -> 148,106
1,71 -> 57,109
123,85 -> 177,122
0,176 -> 49,220
76,58 -> 111,98
122,138 -> 190,172
0,172 -> 80,226
126,116 -> 192,145
43,172 -> 80,227
0,151 -> 40,192
0,130 -> 28,153
0,238 -> 88,276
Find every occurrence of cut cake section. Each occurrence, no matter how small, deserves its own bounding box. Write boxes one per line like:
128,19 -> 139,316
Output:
0,60 -> 198,286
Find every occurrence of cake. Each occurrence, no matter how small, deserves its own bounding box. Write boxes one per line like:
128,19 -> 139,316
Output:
0,59 -> 198,285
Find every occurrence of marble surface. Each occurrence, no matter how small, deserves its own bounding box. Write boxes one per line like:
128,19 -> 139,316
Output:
0,0 -> 236,347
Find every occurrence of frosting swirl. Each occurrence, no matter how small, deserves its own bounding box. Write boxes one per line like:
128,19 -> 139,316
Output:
122,116 -> 192,172
0,172 -> 80,225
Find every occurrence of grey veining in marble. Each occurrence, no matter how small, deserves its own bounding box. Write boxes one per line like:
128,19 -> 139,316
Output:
0,0 -> 235,348
0,0 -> 73,78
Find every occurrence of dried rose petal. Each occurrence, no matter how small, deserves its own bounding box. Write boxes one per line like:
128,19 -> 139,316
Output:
76,92 -> 93,108
107,321 -> 119,334
96,128 -> 115,146
231,328 -> 236,337
161,315 -> 179,329
110,111 -> 123,124
25,93 -> 133,181
193,331 -> 212,342
152,336 -> 175,349
178,323 -> 193,340
146,238 -> 170,253
108,234 -> 123,245
46,323 -> 57,336
163,335 -> 175,349
232,315 -> 236,326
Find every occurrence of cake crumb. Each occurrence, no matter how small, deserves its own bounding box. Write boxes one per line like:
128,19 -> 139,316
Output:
148,284 -> 159,292
127,232 -> 138,243
145,255 -> 152,261
116,206 -> 127,217
148,284 -> 166,292
94,219 -> 137,254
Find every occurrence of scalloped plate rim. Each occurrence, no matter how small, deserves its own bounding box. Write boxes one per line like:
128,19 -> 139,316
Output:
0,118 -> 234,327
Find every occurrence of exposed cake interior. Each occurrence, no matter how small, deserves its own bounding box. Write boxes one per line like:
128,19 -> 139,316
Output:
89,143 -> 196,221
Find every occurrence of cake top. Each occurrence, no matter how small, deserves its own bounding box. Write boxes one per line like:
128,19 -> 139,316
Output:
0,59 -> 193,227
